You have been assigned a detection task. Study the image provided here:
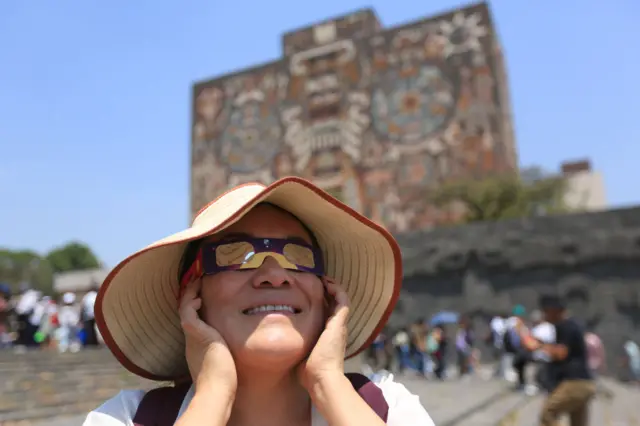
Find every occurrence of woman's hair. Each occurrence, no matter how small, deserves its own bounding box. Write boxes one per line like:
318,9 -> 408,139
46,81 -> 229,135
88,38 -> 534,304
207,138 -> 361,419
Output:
177,202 -> 319,283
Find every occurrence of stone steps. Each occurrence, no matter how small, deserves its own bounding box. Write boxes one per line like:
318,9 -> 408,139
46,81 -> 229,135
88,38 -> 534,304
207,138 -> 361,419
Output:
0,349 -> 366,424
0,348 -> 158,424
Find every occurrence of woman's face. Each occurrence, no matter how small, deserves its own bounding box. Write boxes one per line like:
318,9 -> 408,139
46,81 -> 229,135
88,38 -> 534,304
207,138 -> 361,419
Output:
199,204 -> 326,370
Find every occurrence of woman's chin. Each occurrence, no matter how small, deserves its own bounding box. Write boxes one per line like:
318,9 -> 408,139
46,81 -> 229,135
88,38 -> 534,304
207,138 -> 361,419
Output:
238,330 -> 309,365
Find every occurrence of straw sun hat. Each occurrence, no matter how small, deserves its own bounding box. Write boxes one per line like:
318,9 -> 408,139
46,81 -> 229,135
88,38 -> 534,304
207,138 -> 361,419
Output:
96,176 -> 402,381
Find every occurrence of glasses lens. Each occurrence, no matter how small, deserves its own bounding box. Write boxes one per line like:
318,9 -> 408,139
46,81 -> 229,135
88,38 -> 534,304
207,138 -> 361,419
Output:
283,243 -> 316,269
215,241 -> 255,267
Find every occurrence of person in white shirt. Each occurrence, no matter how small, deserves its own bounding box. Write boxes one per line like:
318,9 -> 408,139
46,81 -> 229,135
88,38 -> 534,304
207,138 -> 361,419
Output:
84,179 -> 434,426
14,285 -> 41,347
531,311 -> 556,346
529,310 -> 556,393
504,305 -> 528,388
489,314 -> 507,377
55,292 -> 81,353
81,283 -> 99,346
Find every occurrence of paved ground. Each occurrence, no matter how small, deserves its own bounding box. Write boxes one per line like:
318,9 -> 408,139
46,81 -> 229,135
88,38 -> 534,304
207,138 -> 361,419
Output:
495,378 -> 640,426
29,370 -> 510,426
20,372 -> 640,426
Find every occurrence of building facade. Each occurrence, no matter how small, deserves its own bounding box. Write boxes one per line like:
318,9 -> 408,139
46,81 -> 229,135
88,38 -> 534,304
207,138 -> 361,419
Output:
191,2 -> 517,232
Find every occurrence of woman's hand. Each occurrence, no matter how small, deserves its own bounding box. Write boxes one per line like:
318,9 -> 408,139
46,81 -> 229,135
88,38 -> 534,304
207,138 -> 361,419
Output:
179,278 -> 237,398
297,277 -> 350,390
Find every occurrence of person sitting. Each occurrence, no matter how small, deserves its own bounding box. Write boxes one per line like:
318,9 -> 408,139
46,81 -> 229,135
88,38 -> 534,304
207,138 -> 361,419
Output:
83,177 -> 434,426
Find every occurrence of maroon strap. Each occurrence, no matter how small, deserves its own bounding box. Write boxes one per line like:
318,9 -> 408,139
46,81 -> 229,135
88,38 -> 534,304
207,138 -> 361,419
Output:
345,373 -> 389,422
133,374 -> 388,425
133,383 -> 191,426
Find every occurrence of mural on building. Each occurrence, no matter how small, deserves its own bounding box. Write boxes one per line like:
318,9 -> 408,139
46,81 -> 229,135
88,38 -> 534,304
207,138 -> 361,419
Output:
191,2 -> 516,230
191,66 -> 289,211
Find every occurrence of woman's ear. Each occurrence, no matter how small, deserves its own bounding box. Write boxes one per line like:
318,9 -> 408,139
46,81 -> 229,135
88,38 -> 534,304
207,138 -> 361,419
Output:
196,285 -> 206,320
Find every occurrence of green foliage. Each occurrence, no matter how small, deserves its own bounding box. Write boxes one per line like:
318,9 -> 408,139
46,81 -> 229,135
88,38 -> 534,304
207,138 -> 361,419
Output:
45,241 -> 100,273
0,241 -> 100,295
429,174 -> 569,223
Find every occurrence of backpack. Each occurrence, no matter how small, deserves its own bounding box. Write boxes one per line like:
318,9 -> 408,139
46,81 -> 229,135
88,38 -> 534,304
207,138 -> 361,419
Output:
133,373 -> 389,425
503,328 -> 520,354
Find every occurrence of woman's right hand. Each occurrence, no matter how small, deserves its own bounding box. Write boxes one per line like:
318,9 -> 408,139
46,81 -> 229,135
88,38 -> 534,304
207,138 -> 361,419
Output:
179,278 -> 237,398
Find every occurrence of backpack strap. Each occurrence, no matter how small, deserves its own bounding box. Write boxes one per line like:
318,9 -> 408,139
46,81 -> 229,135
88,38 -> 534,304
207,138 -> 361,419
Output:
133,382 -> 191,426
345,372 -> 389,422
133,374 -> 388,426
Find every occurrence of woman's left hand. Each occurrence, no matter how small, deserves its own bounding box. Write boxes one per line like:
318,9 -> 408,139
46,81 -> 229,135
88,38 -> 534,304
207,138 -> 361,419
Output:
297,277 -> 350,391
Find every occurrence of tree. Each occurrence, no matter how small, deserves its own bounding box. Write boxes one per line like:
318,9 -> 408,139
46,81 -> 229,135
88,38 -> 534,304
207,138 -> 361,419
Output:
45,241 -> 101,274
429,174 -> 568,223
0,249 -> 54,294
0,241 -> 101,295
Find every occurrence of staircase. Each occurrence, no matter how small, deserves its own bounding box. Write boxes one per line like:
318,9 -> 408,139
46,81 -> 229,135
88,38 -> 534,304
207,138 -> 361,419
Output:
0,348 -> 366,425
0,348 -> 160,425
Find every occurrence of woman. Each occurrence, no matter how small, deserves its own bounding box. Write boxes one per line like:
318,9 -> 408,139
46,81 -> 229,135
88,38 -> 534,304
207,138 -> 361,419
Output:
430,324 -> 448,380
455,317 -> 474,378
84,177 -> 433,426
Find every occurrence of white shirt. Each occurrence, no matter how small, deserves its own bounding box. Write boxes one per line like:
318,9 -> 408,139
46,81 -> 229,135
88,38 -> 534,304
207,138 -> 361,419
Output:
392,331 -> 410,346
505,316 -> 520,330
530,322 -> 556,362
30,301 -> 47,325
489,317 -> 506,347
82,291 -> 98,320
82,373 -> 434,426
490,317 -> 506,335
15,290 -> 40,316
58,306 -> 80,328
531,322 -> 555,344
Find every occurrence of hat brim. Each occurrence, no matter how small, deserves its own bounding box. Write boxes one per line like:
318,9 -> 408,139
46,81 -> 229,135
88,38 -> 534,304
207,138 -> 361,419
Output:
96,176 -> 402,381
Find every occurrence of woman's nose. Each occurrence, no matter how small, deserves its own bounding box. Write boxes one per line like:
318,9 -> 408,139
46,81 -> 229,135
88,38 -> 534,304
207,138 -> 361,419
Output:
251,256 -> 292,288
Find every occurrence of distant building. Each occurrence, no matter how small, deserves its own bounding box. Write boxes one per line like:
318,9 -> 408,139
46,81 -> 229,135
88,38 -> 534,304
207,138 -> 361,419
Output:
561,160 -> 607,212
53,268 -> 109,295
190,2 -> 517,233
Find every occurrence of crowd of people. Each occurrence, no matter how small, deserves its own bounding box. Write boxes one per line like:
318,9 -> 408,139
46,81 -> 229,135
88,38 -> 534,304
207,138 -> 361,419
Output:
364,298 -> 640,426
0,282 -> 101,352
364,313 -> 480,381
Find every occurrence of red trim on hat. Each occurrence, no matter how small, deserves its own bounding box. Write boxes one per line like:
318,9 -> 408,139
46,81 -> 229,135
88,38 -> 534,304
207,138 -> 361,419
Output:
178,251 -> 203,301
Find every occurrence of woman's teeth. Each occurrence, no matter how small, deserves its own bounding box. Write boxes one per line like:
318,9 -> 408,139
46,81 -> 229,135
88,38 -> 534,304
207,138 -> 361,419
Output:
243,305 -> 297,315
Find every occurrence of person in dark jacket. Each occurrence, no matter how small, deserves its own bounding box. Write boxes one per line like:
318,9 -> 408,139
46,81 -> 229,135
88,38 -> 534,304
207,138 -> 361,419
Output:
535,295 -> 595,426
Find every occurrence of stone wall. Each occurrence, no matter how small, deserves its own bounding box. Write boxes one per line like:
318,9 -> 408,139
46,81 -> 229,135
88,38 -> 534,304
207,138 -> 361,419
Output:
190,2 -> 517,232
392,206 -> 640,374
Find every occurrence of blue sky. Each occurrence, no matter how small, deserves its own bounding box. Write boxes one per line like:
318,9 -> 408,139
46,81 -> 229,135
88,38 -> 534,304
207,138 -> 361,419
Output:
1,0 -> 638,268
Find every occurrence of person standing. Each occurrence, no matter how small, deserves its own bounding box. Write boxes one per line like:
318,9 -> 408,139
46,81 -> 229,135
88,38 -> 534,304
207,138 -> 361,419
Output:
622,339 -> 640,384
55,292 -> 81,353
431,324 -> 448,380
392,328 -> 412,374
0,284 -> 11,348
535,295 -> 595,426
505,305 -> 529,389
81,283 -> 99,346
530,310 -> 556,393
584,331 -> 605,377
489,313 -> 507,377
409,319 -> 427,375
14,284 -> 40,348
455,316 -> 474,378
